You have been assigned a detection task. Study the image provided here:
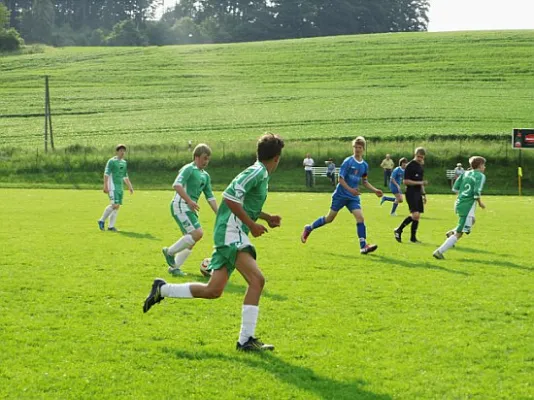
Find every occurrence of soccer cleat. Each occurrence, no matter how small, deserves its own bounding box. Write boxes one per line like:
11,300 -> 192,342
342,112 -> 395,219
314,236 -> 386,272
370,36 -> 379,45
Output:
168,267 -> 187,277
410,238 -> 422,244
143,278 -> 166,313
380,197 -> 386,206
107,227 -> 118,232
300,226 -> 312,244
162,247 -> 175,268
433,249 -> 445,259
98,220 -> 105,231
360,244 -> 378,254
394,229 -> 402,243
236,337 -> 274,352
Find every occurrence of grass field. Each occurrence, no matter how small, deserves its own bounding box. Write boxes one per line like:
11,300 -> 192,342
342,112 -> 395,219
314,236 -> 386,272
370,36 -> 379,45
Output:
1,30 -> 534,148
1,188 -> 532,399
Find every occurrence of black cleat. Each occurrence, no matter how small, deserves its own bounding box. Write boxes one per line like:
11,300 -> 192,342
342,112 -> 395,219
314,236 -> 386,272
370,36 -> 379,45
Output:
360,244 -> 378,254
394,229 -> 402,243
236,337 -> 274,352
143,278 -> 166,313
410,238 -> 422,244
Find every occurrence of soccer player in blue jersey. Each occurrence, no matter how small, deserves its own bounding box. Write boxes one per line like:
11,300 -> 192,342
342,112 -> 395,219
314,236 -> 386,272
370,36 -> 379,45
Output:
380,157 -> 407,216
300,136 -> 383,254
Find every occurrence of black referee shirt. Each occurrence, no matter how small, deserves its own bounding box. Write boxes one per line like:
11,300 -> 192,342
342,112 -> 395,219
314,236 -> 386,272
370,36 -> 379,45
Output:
404,160 -> 424,194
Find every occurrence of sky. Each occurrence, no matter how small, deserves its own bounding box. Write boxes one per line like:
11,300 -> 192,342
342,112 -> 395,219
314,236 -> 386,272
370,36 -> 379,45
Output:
157,0 -> 534,32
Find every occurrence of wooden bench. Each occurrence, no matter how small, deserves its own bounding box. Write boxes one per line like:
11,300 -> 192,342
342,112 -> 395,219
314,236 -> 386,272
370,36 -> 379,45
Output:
311,166 -> 341,183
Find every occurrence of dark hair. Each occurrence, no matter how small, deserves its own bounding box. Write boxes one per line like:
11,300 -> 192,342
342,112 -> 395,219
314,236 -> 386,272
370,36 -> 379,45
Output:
399,157 -> 408,166
116,144 -> 127,151
257,133 -> 284,162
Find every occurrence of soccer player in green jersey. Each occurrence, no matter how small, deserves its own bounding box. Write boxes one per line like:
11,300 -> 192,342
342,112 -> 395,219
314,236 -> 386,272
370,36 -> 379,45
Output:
433,156 -> 486,259
163,144 -> 218,277
98,144 -> 134,231
143,133 -> 284,352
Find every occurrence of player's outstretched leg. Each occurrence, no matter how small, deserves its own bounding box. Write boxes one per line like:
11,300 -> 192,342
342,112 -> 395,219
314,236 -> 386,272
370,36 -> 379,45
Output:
143,278 -> 166,313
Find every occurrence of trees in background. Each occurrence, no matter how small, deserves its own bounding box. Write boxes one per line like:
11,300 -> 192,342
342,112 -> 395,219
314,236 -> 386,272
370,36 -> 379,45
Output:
0,0 -> 429,47
0,1 -> 24,50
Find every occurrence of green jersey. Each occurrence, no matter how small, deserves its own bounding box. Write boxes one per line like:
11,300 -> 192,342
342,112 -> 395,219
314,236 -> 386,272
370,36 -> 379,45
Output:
104,157 -> 128,191
453,170 -> 486,216
172,162 -> 215,210
214,161 -> 269,246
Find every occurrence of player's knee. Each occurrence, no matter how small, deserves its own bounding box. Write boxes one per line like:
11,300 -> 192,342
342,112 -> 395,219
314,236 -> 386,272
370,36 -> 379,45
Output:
325,215 -> 335,223
205,285 -> 224,299
112,204 -> 120,210
398,198 -> 403,203
191,229 -> 203,242
250,273 -> 265,292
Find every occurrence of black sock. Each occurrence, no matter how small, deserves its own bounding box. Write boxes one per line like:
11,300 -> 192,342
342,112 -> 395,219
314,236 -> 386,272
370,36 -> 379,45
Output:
397,216 -> 413,232
411,220 -> 419,241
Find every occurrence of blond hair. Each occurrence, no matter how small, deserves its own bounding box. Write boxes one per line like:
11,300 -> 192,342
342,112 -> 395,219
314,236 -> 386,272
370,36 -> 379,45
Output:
193,143 -> 211,158
469,156 -> 486,170
352,136 -> 366,149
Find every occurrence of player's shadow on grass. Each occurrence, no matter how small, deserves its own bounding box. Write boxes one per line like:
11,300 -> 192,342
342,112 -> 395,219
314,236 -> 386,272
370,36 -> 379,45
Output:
452,246 -> 500,256
167,349 -> 391,400
117,231 -> 158,240
458,258 -> 532,272
373,255 -> 469,276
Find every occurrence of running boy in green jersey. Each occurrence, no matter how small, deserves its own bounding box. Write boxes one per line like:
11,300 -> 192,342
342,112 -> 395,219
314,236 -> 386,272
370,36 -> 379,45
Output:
144,133 -> 284,352
163,144 -> 218,277
433,156 -> 486,259
98,144 -> 134,231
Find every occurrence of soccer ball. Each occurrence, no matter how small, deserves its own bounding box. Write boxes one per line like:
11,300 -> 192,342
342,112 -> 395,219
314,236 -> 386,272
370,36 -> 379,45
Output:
199,258 -> 212,277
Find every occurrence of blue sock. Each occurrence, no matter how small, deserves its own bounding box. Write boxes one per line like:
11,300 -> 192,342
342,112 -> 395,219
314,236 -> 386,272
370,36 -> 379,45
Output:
384,196 -> 395,202
311,216 -> 326,230
391,202 -> 399,214
357,222 -> 367,249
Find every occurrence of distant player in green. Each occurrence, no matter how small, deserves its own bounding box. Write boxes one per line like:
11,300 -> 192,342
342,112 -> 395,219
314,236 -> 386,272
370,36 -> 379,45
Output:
433,156 -> 487,259
98,144 -> 134,231
143,133 -> 285,352
162,144 -> 218,277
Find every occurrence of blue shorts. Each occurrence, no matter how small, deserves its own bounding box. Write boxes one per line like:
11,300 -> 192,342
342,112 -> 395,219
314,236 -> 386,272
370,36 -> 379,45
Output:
331,195 -> 361,212
390,184 -> 402,195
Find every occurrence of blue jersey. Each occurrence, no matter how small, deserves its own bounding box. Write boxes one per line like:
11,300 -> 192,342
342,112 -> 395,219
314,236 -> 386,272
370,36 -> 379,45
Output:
390,166 -> 404,187
334,156 -> 368,199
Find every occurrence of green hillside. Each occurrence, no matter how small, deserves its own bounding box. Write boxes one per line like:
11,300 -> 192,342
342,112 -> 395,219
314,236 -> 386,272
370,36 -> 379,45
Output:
2,30 -> 534,147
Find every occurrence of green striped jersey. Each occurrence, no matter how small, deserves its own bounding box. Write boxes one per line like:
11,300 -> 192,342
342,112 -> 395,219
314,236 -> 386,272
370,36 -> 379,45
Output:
453,170 -> 486,216
104,157 -> 128,191
214,162 -> 269,246
172,162 -> 215,210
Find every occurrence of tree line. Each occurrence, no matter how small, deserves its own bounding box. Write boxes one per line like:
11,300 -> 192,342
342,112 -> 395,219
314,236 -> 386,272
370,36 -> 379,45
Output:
0,0 -> 429,48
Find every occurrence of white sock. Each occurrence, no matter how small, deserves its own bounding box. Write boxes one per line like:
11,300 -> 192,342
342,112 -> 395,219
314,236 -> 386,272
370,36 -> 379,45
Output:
174,248 -> 192,269
168,234 -> 195,255
438,235 -> 458,254
160,283 -> 193,298
238,305 -> 259,345
100,205 -> 114,222
109,209 -> 119,228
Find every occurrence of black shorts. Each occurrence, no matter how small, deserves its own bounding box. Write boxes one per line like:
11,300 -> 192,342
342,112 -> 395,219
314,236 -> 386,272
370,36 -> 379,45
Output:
406,191 -> 424,213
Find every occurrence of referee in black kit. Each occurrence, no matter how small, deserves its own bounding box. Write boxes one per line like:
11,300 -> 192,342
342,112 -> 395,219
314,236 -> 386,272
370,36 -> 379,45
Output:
394,147 -> 428,243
